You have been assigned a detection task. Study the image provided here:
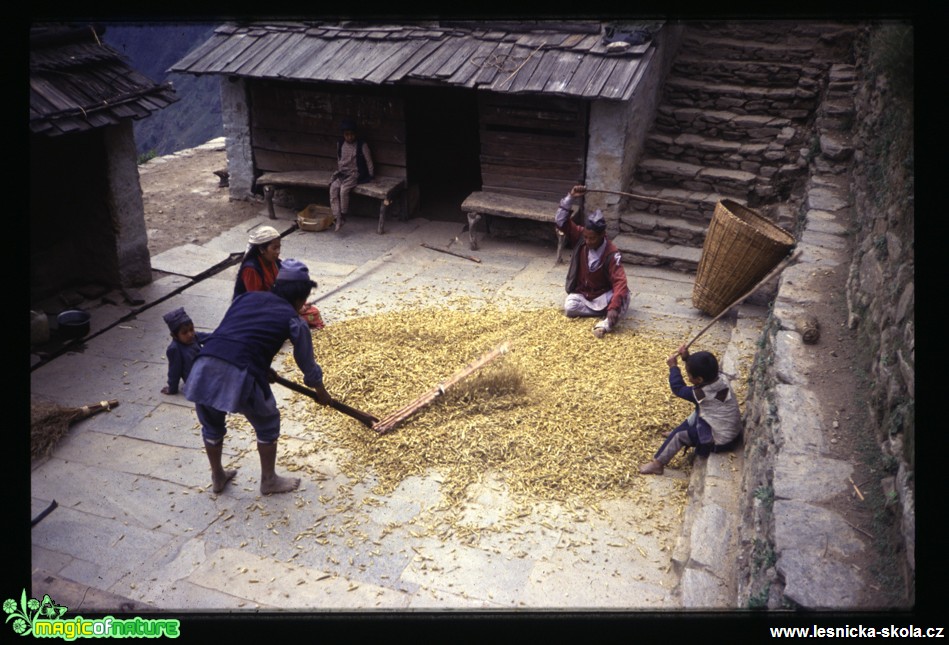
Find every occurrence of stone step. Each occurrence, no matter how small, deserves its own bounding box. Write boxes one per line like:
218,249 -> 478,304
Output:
646,131 -> 770,170
680,32 -> 816,63
653,106 -> 797,143
614,233 -> 703,273
620,184 -> 743,222
636,157 -> 759,195
671,55 -> 818,89
660,76 -> 821,120
641,131 -> 809,204
618,210 -> 708,248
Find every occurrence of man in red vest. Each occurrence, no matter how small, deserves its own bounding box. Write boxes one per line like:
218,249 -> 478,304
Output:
555,185 -> 630,338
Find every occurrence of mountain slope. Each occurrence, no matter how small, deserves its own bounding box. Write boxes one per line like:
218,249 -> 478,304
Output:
101,22 -> 224,156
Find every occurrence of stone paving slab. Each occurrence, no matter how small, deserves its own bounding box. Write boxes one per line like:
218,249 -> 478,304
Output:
32,570 -> 153,613
773,499 -> 866,559
771,385 -> 827,454
773,453 -> 853,502
186,547 -> 412,610
777,548 -> 863,609
31,503 -> 177,591
151,243 -> 233,277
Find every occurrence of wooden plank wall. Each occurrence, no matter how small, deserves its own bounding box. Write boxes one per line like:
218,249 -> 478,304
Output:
249,81 -> 407,179
477,93 -> 587,202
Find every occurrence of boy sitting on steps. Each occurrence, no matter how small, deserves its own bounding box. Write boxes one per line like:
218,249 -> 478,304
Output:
639,344 -> 742,475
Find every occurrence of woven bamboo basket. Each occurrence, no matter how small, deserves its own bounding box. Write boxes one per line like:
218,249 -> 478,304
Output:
297,204 -> 334,232
692,199 -> 795,316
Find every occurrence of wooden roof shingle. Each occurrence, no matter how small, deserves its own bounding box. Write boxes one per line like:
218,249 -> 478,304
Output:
170,20 -> 659,101
30,24 -> 179,137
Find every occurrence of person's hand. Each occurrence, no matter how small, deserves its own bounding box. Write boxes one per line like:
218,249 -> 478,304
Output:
313,383 -> 333,405
678,344 -> 690,361
569,185 -> 586,198
666,352 -> 679,368
607,309 -> 619,327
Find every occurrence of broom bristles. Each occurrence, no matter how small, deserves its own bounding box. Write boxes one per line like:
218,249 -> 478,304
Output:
30,399 -> 119,459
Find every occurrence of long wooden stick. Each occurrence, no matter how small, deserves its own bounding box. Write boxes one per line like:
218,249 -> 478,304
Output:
502,44 -> 545,85
685,249 -> 801,351
373,341 -> 511,435
421,242 -> 481,263
272,373 -> 379,428
583,188 -> 691,207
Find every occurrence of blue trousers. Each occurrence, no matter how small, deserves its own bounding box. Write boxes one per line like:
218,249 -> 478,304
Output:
195,402 -> 280,445
653,415 -> 741,464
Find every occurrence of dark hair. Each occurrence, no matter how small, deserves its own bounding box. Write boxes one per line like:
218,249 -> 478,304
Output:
685,351 -> 719,382
248,239 -> 278,259
271,279 -> 314,305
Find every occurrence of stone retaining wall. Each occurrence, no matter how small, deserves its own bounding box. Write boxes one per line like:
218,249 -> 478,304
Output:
844,27 -> 915,583
734,25 -> 915,609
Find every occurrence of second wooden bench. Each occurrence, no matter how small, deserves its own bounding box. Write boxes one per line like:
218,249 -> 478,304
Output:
461,191 -> 570,262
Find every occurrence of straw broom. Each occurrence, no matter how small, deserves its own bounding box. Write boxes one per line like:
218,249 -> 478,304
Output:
31,398 -> 119,459
372,341 -> 511,435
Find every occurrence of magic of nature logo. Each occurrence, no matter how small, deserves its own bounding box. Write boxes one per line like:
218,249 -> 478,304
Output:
4,589 -> 179,639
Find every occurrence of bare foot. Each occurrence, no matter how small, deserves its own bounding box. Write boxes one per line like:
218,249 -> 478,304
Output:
260,474 -> 300,495
212,469 -> 237,493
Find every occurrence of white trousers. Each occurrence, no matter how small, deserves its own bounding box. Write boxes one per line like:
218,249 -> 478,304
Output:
564,290 -> 629,318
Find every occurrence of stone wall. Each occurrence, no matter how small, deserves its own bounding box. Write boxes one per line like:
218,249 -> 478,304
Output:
735,25 -> 915,608
844,26 -> 915,575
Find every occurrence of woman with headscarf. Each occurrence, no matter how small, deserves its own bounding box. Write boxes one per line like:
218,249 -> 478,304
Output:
233,225 -> 282,299
233,225 -> 324,329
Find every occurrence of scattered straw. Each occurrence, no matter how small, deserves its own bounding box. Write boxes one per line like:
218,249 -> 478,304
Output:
281,301 -> 698,514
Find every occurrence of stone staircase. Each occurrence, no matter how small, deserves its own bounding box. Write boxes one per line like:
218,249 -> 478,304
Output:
615,21 -> 858,273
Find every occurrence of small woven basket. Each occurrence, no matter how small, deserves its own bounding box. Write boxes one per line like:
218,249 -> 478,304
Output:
692,199 -> 795,316
297,204 -> 334,232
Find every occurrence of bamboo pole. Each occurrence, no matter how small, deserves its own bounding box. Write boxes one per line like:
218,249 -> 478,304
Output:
583,188 -> 692,208
373,341 -> 511,435
421,243 -> 481,263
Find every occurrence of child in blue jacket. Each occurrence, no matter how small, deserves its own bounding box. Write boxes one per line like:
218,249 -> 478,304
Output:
639,344 -> 742,475
161,307 -> 210,395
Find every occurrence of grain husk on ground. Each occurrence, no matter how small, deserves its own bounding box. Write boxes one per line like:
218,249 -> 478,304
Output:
279,301 -> 702,520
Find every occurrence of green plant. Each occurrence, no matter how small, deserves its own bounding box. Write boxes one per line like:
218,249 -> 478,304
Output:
754,486 -> 774,510
752,537 -> 776,569
880,452 -> 899,475
137,149 -> 158,165
747,583 -> 770,609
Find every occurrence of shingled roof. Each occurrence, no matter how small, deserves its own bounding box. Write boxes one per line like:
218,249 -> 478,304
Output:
170,20 -> 661,101
30,24 -> 179,137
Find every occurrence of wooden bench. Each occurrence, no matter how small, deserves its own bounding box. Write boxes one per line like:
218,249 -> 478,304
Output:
461,191 -> 569,262
256,171 -> 406,234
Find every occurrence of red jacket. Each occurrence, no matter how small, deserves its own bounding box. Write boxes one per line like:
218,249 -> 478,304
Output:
560,219 -> 629,313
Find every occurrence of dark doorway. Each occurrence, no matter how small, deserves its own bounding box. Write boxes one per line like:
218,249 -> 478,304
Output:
404,87 -> 482,223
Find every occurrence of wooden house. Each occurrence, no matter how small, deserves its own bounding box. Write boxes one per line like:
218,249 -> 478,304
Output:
171,20 -> 684,239
30,23 -> 178,303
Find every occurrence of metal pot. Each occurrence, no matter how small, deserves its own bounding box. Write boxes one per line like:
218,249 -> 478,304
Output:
57,310 -> 91,340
